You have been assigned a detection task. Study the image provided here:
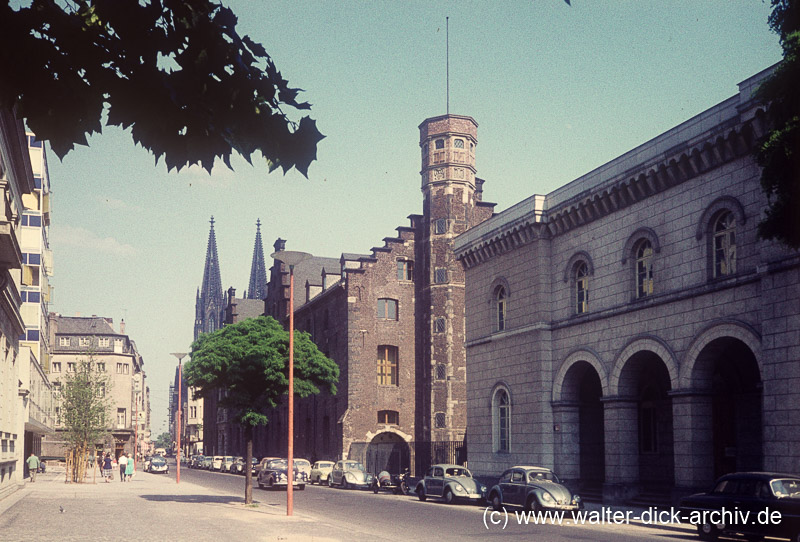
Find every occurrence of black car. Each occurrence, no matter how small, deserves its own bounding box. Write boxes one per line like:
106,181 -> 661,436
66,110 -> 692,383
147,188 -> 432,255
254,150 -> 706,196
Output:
679,472 -> 800,541
256,458 -> 307,490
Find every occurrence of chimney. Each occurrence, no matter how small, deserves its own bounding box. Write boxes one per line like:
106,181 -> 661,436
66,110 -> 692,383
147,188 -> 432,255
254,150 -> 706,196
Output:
120,319 -> 126,334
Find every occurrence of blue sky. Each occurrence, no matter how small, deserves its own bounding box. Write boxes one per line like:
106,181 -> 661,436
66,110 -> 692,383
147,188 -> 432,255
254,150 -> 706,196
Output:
44,1 -> 782,435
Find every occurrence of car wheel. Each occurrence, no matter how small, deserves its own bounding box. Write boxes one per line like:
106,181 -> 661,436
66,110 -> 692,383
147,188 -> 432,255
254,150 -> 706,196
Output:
697,522 -> 719,541
267,477 -> 274,489
326,477 -> 331,487
257,478 -> 264,489
400,481 -> 409,496
372,481 -> 379,494
490,492 -> 502,512
417,487 -> 427,502
443,488 -> 455,504
525,496 -> 540,513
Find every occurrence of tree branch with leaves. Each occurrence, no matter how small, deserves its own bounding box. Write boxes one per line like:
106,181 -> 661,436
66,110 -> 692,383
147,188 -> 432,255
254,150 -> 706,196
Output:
0,0 -> 324,175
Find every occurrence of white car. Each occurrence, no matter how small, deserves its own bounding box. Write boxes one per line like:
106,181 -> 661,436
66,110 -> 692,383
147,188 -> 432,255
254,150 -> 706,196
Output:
211,456 -> 224,471
310,461 -> 335,484
294,459 -> 312,480
220,456 -> 235,472
329,460 -> 374,489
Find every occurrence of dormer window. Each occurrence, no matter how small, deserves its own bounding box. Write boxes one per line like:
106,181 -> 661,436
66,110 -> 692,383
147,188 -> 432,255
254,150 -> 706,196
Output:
454,139 -> 464,149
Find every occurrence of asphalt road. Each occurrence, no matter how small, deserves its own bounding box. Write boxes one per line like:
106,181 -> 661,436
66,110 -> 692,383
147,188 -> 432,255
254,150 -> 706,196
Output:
162,461 -> 699,542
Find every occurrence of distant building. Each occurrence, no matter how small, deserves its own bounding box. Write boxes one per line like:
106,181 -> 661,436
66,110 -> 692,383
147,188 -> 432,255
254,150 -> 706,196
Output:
195,221 -> 267,455
46,315 -> 149,460
0,107 -> 37,498
454,66 -> 799,503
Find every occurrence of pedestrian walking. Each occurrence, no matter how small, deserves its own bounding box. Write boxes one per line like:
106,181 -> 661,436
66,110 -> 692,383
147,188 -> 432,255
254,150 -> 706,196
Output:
26,452 -> 40,482
102,453 -> 113,482
118,453 -> 128,482
125,453 -> 134,481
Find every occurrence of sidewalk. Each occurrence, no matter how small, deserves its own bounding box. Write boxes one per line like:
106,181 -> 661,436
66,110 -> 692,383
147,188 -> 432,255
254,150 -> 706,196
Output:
0,467 -> 371,542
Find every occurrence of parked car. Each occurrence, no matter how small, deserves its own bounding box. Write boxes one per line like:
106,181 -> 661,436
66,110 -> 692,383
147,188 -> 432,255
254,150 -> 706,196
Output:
257,458 -> 307,490
310,461 -> 335,485
294,459 -> 312,480
254,457 -> 279,476
680,472 -> 800,541
211,456 -> 224,471
230,457 -> 246,474
148,456 -> 169,474
143,456 -> 153,472
487,466 -> 581,512
415,464 -> 486,504
220,456 -> 235,473
329,460 -> 374,489
191,455 -> 205,469
200,456 -> 213,470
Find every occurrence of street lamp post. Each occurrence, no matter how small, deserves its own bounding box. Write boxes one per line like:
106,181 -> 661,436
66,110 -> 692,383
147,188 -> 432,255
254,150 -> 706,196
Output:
271,250 -> 311,517
171,352 -> 188,484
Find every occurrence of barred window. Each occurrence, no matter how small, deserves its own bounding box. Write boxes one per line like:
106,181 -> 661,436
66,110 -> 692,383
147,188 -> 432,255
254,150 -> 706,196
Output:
435,219 -> 447,234
435,412 -> 446,428
434,317 -> 446,334
435,363 -> 447,381
434,268 -> 448,284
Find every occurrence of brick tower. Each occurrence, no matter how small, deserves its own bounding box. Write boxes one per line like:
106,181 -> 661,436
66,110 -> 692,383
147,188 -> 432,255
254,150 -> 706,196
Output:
417,115 -> 493,441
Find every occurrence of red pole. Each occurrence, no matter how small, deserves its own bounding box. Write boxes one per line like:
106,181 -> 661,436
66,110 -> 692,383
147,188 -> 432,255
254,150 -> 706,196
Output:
288,265 -> 295,516
134,384 -> 138,470
177,359 -> 182,484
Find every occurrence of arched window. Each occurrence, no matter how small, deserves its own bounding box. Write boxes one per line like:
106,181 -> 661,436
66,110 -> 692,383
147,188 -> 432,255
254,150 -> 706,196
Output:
575,262 -> 589,314
496,286 -> 507,332
713,211 -> 737,278
635,239 -> 654,298
492,387 -> 510,453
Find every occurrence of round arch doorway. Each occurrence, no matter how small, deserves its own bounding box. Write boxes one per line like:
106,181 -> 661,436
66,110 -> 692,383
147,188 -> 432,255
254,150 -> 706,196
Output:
365,432 -> 410,475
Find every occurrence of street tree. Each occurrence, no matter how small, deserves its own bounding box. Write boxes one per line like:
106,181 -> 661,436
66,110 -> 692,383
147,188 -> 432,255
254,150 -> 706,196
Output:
58,357 -> 111,483
755,0 -> 800,248
185,316 -> 339,504
154,431 -> 172,451
0,0 -> 324,175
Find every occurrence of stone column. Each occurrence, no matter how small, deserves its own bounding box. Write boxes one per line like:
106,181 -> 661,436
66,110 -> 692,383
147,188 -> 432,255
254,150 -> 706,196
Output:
551,401 -> 580,489
602,396 -> 638,503
670,389 -> 714,499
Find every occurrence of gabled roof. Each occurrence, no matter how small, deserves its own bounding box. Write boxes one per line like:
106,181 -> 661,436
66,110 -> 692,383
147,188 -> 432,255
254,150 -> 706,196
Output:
54,315 -> 118,335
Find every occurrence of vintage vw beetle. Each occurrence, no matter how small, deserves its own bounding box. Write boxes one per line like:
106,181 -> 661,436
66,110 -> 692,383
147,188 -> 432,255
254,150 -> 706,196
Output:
329,460 -> 374,489
679,472 -> 800,541
487,466 -> 582,512
415,464 -> 486,504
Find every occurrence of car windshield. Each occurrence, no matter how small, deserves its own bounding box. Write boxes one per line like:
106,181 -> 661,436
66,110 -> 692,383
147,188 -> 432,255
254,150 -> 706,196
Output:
344,462 -> 364,471
295,460 -> 310,467
527,471 -> 558,483
318,462 -> 334,468
445,467 -> 471,477
268,460 -> 287,468
151,458 -> 166,465
772,479 -> 800,498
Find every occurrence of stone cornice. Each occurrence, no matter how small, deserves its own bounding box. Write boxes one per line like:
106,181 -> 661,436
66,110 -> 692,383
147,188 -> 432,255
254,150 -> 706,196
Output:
455,68 -> 773,270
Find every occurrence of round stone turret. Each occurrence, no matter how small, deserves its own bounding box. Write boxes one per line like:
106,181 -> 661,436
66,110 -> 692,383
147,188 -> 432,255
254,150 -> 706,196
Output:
419,115 -> 478,191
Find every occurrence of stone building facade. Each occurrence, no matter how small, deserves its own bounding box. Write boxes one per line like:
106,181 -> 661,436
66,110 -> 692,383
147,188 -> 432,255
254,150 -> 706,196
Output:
46,315 -> 148,460
253,115 -> 495,473
454,66 -> 799,503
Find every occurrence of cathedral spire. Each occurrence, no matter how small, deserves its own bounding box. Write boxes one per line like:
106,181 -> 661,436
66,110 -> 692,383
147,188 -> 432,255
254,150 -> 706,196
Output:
247,218 -> 268,300
195,216 -> 224,340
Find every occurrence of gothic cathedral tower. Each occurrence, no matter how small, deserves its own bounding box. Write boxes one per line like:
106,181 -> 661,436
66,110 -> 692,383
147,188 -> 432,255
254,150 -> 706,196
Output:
194,217 -> 224,340
418,115 -> 493,441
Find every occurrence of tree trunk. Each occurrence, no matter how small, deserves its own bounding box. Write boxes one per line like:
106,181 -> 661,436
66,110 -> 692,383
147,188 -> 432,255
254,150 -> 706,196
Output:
245,425 -> 254,505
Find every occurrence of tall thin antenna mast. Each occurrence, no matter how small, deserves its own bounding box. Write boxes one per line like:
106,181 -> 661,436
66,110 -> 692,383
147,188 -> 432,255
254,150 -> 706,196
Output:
446,16 -> 449,115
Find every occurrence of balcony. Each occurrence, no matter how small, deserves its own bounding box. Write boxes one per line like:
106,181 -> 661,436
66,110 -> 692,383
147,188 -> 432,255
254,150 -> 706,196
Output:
0,220 -> 22,269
